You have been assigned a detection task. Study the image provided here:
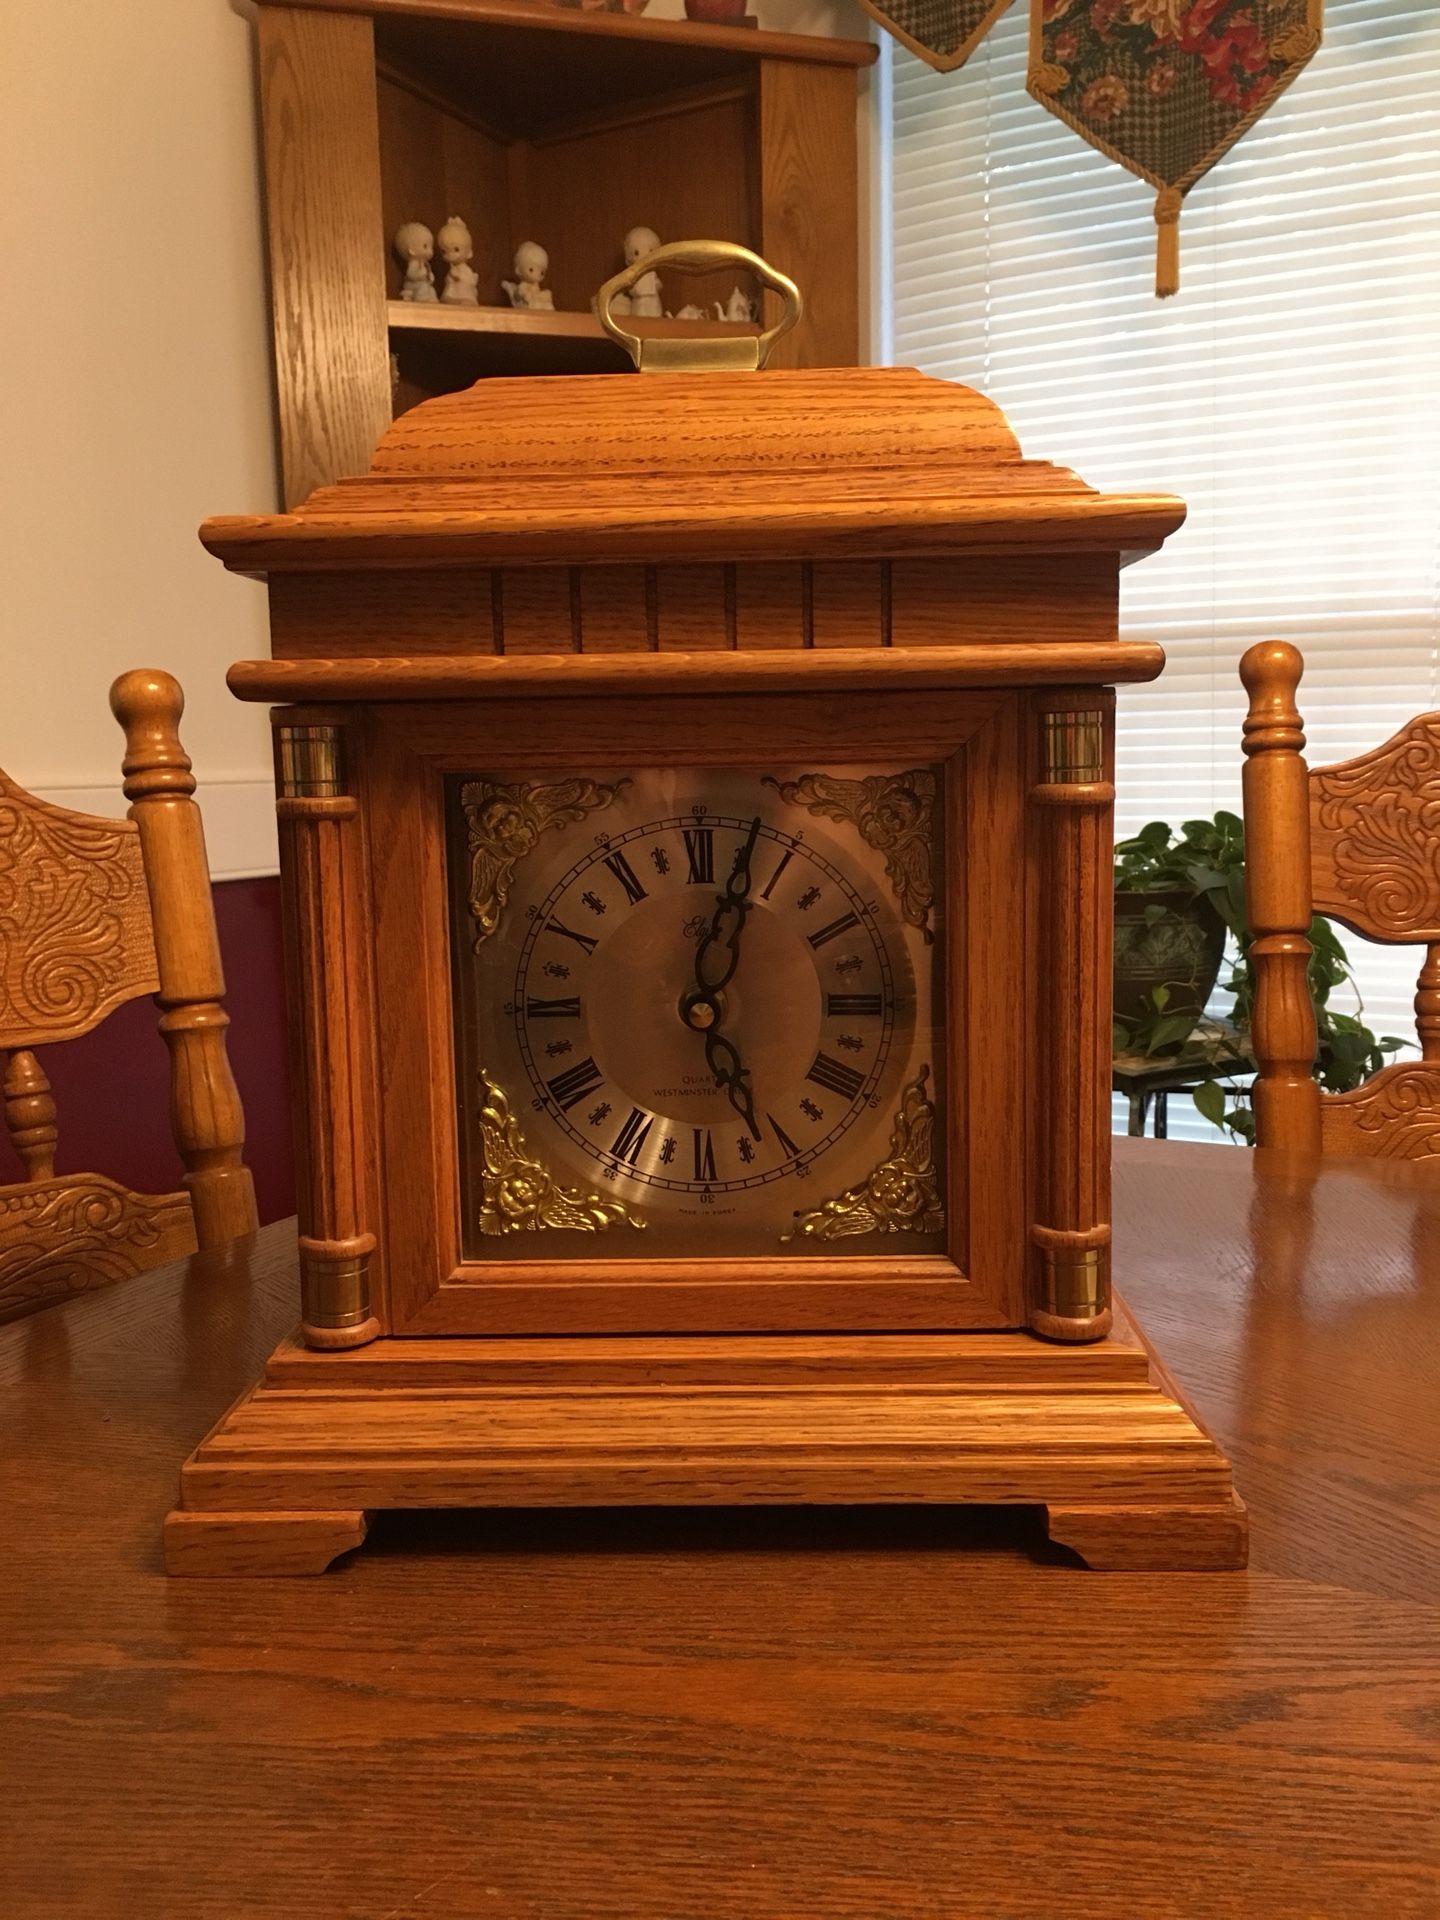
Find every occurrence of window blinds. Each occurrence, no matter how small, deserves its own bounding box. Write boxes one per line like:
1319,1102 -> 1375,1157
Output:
884,0 -> 1440,1098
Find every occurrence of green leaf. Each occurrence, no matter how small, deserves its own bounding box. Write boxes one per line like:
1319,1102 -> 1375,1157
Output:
1137,821 -> 1172,847
1143,901 -> 1168,925
1150,984 -> 1171,1011
1193,1078 -> 1227,1128
1146,1014 -> 1200,1055
1226,1106 -> 1257,1145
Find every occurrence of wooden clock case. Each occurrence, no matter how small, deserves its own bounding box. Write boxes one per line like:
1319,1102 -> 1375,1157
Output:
166,367 -> 1246,1575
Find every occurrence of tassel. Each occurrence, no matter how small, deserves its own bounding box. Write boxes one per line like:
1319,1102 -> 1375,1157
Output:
1155,186 -> 1182,298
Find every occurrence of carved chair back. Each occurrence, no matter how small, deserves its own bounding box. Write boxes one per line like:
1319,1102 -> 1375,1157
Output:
1240,641 -> 1440,1159
0,671 -> 257,1323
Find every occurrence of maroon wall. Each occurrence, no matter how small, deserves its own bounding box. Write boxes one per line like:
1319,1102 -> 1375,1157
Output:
0,876 -> 295,1226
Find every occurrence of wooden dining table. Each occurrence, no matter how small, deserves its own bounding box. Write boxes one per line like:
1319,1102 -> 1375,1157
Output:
1,1136 -> 1437,1919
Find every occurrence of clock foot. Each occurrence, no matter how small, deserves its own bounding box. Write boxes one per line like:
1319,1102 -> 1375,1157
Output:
164,1508 -> 370,1577
1046,1494 -> 1248,1571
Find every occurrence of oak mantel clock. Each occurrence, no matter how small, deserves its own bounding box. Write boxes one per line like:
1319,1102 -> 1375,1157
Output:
167,246 -> 1245,1576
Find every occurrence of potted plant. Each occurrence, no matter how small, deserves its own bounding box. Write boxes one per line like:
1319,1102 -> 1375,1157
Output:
1113,813 -> 1242,1055
1113,811 -> 1404,1140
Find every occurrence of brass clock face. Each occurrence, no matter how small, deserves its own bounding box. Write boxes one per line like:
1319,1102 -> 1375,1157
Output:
448,762 -> 946,1259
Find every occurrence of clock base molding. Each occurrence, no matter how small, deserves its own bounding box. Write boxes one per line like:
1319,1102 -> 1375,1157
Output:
164,1298 -> 1247,1576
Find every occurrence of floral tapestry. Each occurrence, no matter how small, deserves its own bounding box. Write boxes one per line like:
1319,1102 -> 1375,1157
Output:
863,0 -> 1322,297
1028,0 -> 1323,293
858,0 -> 1016,71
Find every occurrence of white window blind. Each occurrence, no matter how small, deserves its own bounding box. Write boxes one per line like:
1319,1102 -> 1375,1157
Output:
883,0 -> 1440,1124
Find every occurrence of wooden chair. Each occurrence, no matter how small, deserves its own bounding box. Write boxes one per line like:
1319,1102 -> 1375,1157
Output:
0,671 -> 258,1323
1240,641 -> 1440,1159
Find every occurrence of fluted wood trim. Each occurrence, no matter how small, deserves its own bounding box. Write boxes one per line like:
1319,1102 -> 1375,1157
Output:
275,721 -> 381,1349
1028,692 -> 1114,1342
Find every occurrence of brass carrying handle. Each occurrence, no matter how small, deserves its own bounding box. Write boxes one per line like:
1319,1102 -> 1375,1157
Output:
593,240 -> 803,374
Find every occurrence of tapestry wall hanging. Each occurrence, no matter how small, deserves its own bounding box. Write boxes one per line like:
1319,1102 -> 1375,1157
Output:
859,0 -> 1324,295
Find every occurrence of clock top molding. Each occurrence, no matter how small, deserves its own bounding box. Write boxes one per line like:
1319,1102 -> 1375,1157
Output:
202,367 -> 1186,575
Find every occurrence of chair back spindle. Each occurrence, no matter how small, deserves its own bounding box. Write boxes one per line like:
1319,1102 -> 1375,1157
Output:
1239,643 -> 1322,1153
111,671 -> 257,1245
3,1050 -> 58,1181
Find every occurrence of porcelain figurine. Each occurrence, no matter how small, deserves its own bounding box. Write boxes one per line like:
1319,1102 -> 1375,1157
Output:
610,226 -> 662,318
716,284 -> 759,323
437,214 -> 479,306
502,241 -> 554,311
394,221 -> 437,303
670,303 -> 707,321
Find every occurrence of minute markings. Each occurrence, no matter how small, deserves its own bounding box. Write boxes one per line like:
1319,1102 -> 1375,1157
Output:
525,996 -> 581,1019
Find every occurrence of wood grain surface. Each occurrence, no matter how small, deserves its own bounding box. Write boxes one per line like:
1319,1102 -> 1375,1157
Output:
0,1139 -> 1436,1915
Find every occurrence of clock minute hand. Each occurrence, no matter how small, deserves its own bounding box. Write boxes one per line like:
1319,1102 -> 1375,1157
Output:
704,1027 -> 762,1143
690,817 -> 764,1142
691,815 -> 762,1002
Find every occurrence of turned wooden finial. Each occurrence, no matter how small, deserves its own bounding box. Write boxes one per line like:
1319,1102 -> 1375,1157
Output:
110,669 -> 196,804
4,1049 -> 58,1182
1240,641 -> 1305,757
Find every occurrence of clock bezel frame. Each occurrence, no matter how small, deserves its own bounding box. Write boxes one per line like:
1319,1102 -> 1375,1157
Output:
357,686 -> 1029,1336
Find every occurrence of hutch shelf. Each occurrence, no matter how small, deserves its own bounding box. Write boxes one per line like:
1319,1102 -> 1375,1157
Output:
256,0 -> 876,504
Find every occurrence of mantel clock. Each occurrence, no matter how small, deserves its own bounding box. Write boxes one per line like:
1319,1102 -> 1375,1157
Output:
167,246 -> 1245,1576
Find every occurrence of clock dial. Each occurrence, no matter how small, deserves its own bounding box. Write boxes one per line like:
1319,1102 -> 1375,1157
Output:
449,763 -> 946,1258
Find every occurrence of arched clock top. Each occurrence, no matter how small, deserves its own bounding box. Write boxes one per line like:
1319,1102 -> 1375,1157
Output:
198,366 -> 1185,574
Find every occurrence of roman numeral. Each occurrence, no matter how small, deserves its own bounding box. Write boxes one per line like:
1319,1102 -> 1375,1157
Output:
767,1113 -> 800,1160
611,1107 -> 655,1165
603,851 -> 647,904
759,848 -> 794,901
807,911 -> 860,950
546,1056 -> 603,1111
683,827 -> 714,885
692,1128 -> 717,1182
806,1052 -> 865,1100
546,918 -> 598,956
525,996 -> 581,1019
827,993 -> 883,1017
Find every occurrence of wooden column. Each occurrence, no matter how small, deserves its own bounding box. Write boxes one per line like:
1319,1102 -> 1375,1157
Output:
758,59 -> 858,369
257,5 -> 391,508
110,672 -> 258,1248
1240,643 -> 1322,1153
275,718 -> 381,1349
1029,692 -> 1115,1342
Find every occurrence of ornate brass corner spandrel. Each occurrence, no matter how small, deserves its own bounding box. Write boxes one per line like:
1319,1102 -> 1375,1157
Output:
763,769 -> 937,942
1041,711 -> 1105,786
476,1069 -> 645,1235
460,778 -> 629,947
277,724 -> 344,800
783,1067 -> 944,1243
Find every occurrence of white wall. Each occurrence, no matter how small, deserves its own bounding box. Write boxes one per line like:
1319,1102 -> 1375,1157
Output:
0,0 -> 279,877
